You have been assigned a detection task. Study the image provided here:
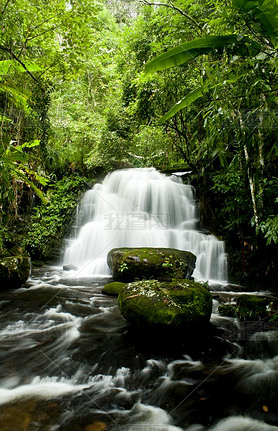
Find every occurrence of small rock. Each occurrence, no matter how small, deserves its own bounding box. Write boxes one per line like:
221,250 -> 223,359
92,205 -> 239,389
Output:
63,264 -> 78,271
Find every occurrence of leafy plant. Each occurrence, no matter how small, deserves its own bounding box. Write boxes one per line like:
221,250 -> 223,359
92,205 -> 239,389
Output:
24,175 -> 92,259
119,262 -> 129,273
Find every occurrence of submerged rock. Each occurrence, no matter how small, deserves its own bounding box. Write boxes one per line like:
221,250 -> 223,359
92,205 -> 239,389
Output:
118,279 -> 212,330
63,264 -> 79,271
108,247 -> 196,282
0,255 -> 31,290
102,282 -> 126,296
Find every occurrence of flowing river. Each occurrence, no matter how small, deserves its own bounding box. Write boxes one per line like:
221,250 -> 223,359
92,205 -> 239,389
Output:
1,168 -> 277,430
1,268 -> 278,430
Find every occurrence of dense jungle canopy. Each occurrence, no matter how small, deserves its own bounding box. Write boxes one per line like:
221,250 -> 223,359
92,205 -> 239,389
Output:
0,0 -> 278,285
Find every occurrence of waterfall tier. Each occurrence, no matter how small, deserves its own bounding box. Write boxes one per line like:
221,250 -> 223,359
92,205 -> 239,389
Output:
63,168 -> 227,284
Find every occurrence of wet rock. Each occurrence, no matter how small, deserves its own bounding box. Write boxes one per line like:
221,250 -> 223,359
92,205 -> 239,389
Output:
107,247 -> 196,282
118,279 -> 212,331
102,282 -> 126,296
63,264 -> 79,271
0,255 -> 31,290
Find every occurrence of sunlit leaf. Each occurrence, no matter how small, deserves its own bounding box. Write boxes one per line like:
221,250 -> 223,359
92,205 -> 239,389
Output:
262,405 -> 269,412
22,140 -> 41,149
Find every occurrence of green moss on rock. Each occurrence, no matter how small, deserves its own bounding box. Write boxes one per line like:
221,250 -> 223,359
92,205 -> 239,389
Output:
118,279 -> 212,330
107,247 -> 196,282
102,282 -> 126,296
218,303 -> 237,318
236,295 -> 269,321
0,255 -> 31,290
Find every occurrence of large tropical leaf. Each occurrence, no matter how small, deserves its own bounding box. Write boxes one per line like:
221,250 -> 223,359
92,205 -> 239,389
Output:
159,74 -> 245,122
159,87 -> 208,123
145,35 -> 261,74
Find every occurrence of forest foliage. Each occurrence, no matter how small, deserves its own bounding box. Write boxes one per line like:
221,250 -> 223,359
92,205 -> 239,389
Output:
0,0 -> 277,283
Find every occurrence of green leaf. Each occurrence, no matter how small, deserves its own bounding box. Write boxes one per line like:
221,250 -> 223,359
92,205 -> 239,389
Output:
145,35 -> 261,74
10,167 -> 48,204
257,0 -> 278,45
22,140 -> 41,148
5,149 -> 29,163
0,60 -> 41,75
0,115 -> 12,122
233,0 -> 278,46
0,84 -> 30,112
159,86 -> 208,123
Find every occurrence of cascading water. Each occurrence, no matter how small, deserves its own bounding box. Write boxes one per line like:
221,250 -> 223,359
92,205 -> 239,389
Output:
63,168 -> 227,284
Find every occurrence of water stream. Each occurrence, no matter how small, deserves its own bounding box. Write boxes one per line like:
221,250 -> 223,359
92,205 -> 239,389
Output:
1,168 -> 277,430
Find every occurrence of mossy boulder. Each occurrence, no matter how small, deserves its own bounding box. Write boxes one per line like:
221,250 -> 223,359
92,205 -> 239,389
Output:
107,248 -> 196,282
0,255 -> 31,290
102,282 -> 126,296
118,279 -> 212,330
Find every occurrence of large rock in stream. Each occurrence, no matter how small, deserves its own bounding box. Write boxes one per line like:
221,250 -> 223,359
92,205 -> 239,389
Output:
0,255 -> 31,290
107,247 -> 196,282
118,279 -> 212,331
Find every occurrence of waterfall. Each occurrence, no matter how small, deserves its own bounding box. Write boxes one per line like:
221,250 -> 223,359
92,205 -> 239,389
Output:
63,168 -> 227,284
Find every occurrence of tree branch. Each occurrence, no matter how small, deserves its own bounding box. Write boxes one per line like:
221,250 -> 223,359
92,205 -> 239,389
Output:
167,121 -> 194,168
19,16 -> 59,56
26,26 -> 58,43
0,45 -> 42,88
139,0 -> 202,34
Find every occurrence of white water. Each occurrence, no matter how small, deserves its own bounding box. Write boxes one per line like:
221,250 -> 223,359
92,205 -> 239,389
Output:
63,168 -> 227,284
